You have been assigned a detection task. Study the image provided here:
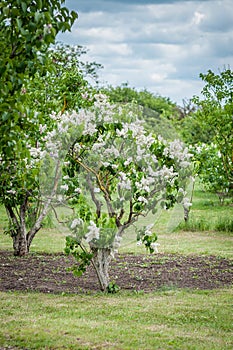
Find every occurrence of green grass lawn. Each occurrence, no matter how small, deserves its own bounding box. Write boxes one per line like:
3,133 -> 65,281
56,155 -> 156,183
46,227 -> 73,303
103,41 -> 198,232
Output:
0,289 -> 232,350
1,183 -> 232,257
0,184 -> 232,349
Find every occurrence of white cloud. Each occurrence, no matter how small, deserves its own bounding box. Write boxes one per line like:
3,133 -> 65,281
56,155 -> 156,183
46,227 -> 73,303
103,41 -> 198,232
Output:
192,11 -> 205,25
88,43 -> 133,56
81,26 -> 125,42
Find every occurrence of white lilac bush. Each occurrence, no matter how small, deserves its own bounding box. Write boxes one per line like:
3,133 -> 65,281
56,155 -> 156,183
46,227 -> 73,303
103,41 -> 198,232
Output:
42,94 -> 192,291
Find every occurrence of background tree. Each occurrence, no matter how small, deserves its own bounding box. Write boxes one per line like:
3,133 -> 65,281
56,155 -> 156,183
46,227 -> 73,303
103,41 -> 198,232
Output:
0,0 -> 77,155
189,143 -> 230,203
25,43 -> 103,116
102,83 -> 180,140
189,69 -> 233,196
177,98 -> 196,120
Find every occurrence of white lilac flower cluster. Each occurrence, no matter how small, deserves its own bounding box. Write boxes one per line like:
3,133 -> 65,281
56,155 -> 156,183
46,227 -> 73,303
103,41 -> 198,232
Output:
85,221 -> 100,243
70,218 -> 84,230
182,197 -> 192,210
164,139 -> 192,168
110,234 -> 123,257
177,188 -> 192,210
189,142 -> 221,158
137,224 -> 160,253
70,217 -> 100,243
28,147 -> 46,161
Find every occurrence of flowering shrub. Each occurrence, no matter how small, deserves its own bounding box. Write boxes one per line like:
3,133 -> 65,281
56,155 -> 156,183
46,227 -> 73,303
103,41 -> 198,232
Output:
0,101 -> 84,256
45,94 -> 192,290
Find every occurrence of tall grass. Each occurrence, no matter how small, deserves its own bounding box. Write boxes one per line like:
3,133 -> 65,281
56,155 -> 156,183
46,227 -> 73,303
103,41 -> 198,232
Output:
184,185 -> 233,233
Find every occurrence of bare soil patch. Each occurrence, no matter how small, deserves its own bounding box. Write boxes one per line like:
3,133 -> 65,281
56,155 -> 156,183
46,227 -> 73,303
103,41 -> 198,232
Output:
0,251 -> 232,293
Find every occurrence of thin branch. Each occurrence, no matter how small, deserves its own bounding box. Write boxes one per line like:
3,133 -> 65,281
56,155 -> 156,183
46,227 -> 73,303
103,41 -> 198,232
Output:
116,208 -> 124,227
76,158 -> 116,218
27,158 -> 62,246
124,200 -> 133,225
50,204 -> 73,224
5,205 -> 20,231
86,174 -> 102,218
75,158 -> 110,199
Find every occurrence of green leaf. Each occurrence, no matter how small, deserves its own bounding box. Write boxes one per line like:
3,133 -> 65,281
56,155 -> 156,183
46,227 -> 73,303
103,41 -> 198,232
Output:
34,11 -> 41,23
16,18 -> 22,29
21,2 -> 27,13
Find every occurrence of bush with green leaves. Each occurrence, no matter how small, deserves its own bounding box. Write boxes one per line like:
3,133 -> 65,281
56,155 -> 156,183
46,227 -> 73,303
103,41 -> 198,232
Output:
0,0 -> 78,156
24,43 -> 102,117
180,68 -> 233,201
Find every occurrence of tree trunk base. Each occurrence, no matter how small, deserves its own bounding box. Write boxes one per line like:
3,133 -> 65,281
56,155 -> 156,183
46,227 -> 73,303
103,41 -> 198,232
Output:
91,247 -> 112,291
13,232 -> 29,256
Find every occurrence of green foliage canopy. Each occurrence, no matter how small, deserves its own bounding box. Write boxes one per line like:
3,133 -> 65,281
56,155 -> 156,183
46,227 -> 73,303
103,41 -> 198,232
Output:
182,69 -> 233,196
0,0 -> 78,156
24,43 -> 102,117
193,69 -> 233,189
0,0 -> 78,255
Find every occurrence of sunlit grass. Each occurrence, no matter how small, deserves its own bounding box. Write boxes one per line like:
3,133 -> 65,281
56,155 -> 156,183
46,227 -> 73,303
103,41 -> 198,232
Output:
0,289 -> 232,350
120,228 -> 233,258
1,182 -> 233,257
119,187 -> 233,258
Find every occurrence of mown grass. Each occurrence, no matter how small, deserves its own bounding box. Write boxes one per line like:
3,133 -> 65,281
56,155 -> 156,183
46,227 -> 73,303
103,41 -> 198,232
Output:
0,289 -> 232,350
0,184 -> 232,349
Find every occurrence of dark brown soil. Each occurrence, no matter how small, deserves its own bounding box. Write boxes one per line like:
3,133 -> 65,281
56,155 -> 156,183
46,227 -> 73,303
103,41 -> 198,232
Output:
0,251 -> 232,293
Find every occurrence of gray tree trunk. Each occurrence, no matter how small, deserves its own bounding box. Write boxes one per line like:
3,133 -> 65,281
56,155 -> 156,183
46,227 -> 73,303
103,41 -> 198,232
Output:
184,207 -> 190,222
12,227 -> 28,256
7,159 -> 61,256
91,247 -> 112,291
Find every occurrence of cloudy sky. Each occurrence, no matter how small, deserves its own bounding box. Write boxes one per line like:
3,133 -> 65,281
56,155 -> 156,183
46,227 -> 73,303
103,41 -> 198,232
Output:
58,0 -> 233,105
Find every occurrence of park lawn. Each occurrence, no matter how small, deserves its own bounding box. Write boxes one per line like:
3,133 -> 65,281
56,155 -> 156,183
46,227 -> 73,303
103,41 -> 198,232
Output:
0,289 -> 232,350
1,223 -> 232,258
1,183 -> 232,257
120,183 -> 233,257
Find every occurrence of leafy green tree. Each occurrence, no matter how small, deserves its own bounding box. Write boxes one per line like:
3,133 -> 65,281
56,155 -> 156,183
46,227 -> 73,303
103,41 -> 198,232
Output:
25,43 -> 102,116
180,114 -> 215,145
189,143 -> 230,201
175,99 -> 211,144
191,69 -> 233,195
104,83 -> 177,117
0,0 -> 78,255
0,0 -> 77,155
